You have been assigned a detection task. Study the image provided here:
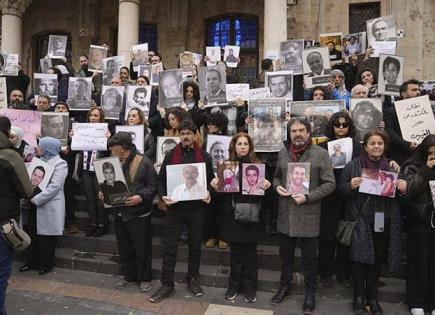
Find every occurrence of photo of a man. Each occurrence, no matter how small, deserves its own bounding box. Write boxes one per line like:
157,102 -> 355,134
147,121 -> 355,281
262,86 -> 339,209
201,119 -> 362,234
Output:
329,143 -> 347,168
200,67 -> 227,105
242,164 -> 265,195
287,163 -> 310,194
103,58 -> 119,85
170,164 -> 207,202
31,166 -> 46,188
98,161 -> 129,206
89,45 -> 108,72
305,51 -> 330,77
101,86 -> 123,119
41,113 -> 68,145
367,15 -> 396,46
302,47 -> 332,88
48,35 -> 67,58
156,137 -> 179,168
280,40 -> 303,74
159,70 -> 183,107
68,77 -> 91,110
266,72 -> 293,98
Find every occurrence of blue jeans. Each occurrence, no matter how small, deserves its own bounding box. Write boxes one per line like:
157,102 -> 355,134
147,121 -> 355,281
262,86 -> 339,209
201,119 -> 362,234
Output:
0,236 -> 14,315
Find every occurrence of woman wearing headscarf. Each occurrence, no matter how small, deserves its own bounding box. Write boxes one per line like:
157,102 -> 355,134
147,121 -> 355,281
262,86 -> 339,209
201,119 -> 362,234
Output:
331,69 -> 351,110
9,126 -> 30,160
19,137 -> 68,275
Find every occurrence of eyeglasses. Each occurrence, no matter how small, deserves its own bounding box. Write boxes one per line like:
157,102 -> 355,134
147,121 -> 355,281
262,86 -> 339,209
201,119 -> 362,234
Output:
333,122 -> 349,128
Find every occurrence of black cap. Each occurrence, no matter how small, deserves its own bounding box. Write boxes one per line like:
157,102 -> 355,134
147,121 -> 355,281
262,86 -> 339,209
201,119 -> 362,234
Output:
179,119 -> 197,134
0,116 -> 11,137
108,132 -> 133,149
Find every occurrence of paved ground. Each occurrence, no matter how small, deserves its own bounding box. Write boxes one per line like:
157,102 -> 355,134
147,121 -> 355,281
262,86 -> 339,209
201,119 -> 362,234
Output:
5,265 -> 411,315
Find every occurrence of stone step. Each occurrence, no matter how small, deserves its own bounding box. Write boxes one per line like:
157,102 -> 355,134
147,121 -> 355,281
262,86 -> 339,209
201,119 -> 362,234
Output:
52,247 -> 406,304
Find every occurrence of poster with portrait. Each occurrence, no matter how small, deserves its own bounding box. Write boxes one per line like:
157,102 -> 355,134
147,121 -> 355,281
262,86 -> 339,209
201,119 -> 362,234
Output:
286,162 -> 310,194
327,137 -> 353,169
248,98 -> 286,152
40,56 -> 52,73
0,54 -> 19,76
156,136 -> 180,169
138,65 -> 152,80
430,181 -> 435,209
378,54 -> 404,96
319,33 -> 343,62
199,66 -> 227,106
0,109 -> 41,147
71,123 -> 108,151
242,163 -> 266,196
132,43 -> 149,71
279,40 -> 304,74
367,15 -> 396,57
215,161 -> 240,193
226,84 -> 250,102
34,73 -> 58,105
47,35 -> 67,59
102,56 -> 125,85
290,100 -> 344,138
343,32 -> 366,56
88,45 -> 108,72
125,85 -> 152,119
41,112 -> 69,146
166,163 -> 207,202
394,95 -> 435,144
159,69 -> 183,108
27,157 -> 55,191
67,77 -> 92,111
206,46 -> 221,66
101,86 -> 124,120
224,45 -> 240,68
350,98 -> 383,142
115,125 -> 145,154
179,52 -> 194,76
94,156 -> 130,208
302,47 -> 331,88
184,51 -> 203,66
265,71 -> 293,99
151,62 -> 163,86
359,168 -> 398,198
206,135 -> 232,173
0,77 -> 6,109
304,40 -> 315,49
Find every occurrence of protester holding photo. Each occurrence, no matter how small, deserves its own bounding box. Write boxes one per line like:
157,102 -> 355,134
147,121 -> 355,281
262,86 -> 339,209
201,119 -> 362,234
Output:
126,107 -> 155,160
120,66 -> 134,86
318,112 -> 363,288
331,69 -> 351,109
211,132 -> 271,303
337,130 -> 405,315
20,137 -> 68,276
400,134 -> 435,315
358,69 -> 379,98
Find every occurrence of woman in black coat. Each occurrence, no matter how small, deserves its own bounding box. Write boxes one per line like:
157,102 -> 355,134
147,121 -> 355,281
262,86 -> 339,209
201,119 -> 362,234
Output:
210,132 -> 271,303
400,134 -> 435,315
318,112 -> 363,288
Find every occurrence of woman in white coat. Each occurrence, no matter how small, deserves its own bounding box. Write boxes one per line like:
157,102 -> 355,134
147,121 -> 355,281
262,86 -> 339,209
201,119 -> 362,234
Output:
19,137 -> 68,275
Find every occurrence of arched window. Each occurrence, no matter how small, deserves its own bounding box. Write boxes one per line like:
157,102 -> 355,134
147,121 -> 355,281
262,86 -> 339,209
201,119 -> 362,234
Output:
206,15 -> 258,83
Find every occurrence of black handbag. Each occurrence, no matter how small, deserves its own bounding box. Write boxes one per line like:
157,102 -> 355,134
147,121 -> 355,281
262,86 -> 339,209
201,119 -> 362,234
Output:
232,197 -> 260,224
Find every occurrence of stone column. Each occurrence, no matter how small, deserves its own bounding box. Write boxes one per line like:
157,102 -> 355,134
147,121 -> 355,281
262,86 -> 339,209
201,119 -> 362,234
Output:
117,0 -> 140,65
264,0 -> 287,56
0,0 -> 31,57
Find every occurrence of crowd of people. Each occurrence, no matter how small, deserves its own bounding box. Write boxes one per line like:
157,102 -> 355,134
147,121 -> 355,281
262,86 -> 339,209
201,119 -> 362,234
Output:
1,39 -> 435,315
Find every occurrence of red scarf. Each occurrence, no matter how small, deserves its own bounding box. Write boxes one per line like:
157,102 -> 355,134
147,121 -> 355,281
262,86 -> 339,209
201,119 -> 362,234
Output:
288,140 -> 311,162
171,142 -> 204,164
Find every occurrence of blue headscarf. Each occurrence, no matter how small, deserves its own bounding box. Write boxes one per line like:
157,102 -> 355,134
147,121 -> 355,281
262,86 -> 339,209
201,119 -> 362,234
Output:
38,137 -> 61,162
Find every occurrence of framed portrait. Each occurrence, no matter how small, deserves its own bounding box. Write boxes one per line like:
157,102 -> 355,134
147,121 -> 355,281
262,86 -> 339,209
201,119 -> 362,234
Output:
265,71 -> 293,99
67,77 -> 92,111
125,85 -> 152,119
34,73 -> 58,106
47,35 -> 67,59
88,45 -> 108,72
215,161 -> 240,193
319,32 -> 343,62
101,86 -> 124,120
359,168 -> 398,198
224,45 -> 240,68
156,136 -> 180,169
159,69 -> 184,108
302,47 -> 332,88
350,98 -> 383,142
279,40 -> 304,74
27,157 -> 55,191
138,65 -> 152,80
115,125 -> 145,154
241,163 -> 265,196
41,112 -> 69,146
132,43 -> 149,71
94,156 -> 130,208
179,52 -> 194,72
166,162 -> 207,202
206,135 -> 232,173
206,46 -> 221,66
40,56 -> 52,73
367,15 -> 396,57
286,162 -> 310,194
378,54 -> 404,96
327,137 -> 353,169
199,66 -> 227,106
102,56 -> 125,85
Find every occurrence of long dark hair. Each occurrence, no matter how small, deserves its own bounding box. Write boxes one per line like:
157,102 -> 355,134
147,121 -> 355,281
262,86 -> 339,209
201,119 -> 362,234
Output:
414,134 -> 435,165
183,81 -> 200,103
324,112 -> 356,139
164,107 -> 190,131
358,68 -> 377,85
229,132 -> 258,163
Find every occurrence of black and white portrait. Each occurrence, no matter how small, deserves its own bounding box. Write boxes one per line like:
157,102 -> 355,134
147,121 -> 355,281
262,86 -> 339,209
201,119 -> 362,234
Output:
302,47 -> 331,88
40,57 -> 52,73
179,52 -> 194,71
88,45 -> 108,72
224,45 -> 240,68
367,15 -> 396,46
304,40 -> 314,49
0,54 -> 5,73
101,86 -> 124,120
265,71 -> 293,99
156,136 -> 180,169
103,56 -> 124,85
125,85 -> 152,119
280,40 -> 304,74
34,73 -> 58,105
158,69 -> 183,108
206,46 -> 221,66
94,157 -> 130,208
378,54 -> 404,96
199,66 -> 227,106
132,43 -> 149,71
48,35 -> 67,59
151,62 -> 163,86
41,112 -> 69,146
166,163 -> 207,202
67,77 -> 92,110
350,98 -> 383,142
206,135 -> 232,173
115,125 -> 145,154
138,65 -> 152,80
248,98 -> 286,152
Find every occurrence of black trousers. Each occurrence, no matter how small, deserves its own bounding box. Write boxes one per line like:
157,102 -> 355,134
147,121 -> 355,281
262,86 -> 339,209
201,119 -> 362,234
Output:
26,206 -> 57,270
161,207 -> 205,286
64,175 -> 77,226
114,215 -> 153,282
82,171 -> 107,226
203,199 -> 222,240
278,233 -> 318,292
318,242 -> 351,281
406,222 -> 435,310
262,165 -> 278,228
228,242 -> 258,295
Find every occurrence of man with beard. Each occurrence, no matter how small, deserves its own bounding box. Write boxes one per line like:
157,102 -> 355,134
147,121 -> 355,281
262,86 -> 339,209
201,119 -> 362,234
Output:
74,55 -> 93,78
306,51 -> 331,77
68,78 -> 91,109
287,164 -> 309,194
8,90 -> 30,110
272,117 -> 335,313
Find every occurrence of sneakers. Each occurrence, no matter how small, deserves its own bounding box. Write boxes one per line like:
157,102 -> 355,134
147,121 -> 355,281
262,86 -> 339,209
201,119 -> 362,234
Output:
187,278 -> 203,297
271,286 -> 291,304
139,281 -> 152,292
218,240 -> 228,249
410,308 -> 424,315
224,287 -> 238,300
303,293 -> 315,314
244,293 -> 257,303
149,284 -> 174,303
205,239 -> 217,248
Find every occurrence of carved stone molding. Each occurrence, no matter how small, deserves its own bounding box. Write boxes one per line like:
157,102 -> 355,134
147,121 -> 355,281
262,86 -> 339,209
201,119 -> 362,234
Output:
0,0 -> 32,17
119,0 -> 140,5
